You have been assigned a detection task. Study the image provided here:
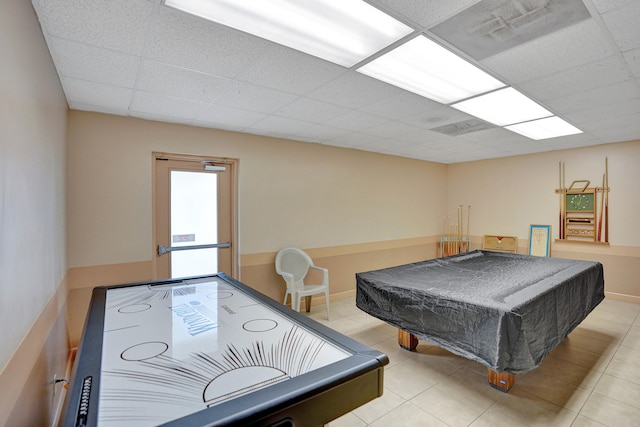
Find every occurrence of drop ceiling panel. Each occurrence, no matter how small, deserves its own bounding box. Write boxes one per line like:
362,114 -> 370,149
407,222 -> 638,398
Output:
130,91 -> 207,120
624,49 -> 640,78
517,55 -> 632,101
61,77 -> 132,113
214,81 -> 298,114
36,0 -> 154,55
194,104 -> 267,129
600,1 -> 640,52
429,0 -> 591,61
481,19 -> 616,84
30,0 -> 640,164
274,98 -> 351,124
359,92 -> 442,120
247,116 -> 313,137
324,110 -> 390,132
371,0 -> 482,28
236,45 -> 347,95
146,7 -> 274,78
545,80 -> 640,114
48,37 -> 139,88
136,60 -> 229,103
306,72 -> 400,109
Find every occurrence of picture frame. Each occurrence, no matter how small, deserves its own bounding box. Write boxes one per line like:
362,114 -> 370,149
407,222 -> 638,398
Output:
529,224 -> 551,257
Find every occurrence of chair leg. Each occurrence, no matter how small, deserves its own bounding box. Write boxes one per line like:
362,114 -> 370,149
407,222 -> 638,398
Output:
283,291 -> 290,306
292,293 -> 300,312
325,291 -> 330,320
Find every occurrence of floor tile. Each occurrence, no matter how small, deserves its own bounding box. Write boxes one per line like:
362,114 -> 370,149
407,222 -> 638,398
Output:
410,367 -> 500,426
579,393 -> 640,427
593,373 -> 640,410
472,388 -> 578,427
309,296 -> 640,426
351,387 -> 405,424
368,402 -> 449,427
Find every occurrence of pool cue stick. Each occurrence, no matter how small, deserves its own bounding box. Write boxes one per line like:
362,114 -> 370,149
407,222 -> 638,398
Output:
458,205 -> 462,253
560,162 -> 567,239
597,174 -> 604,241
605,157 -> 609,242
559,162 -> 563,239
466,205 -> 471,251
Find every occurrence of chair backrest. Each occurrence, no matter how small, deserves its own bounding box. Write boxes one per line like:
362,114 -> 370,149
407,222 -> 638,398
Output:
275,247 -> 313,283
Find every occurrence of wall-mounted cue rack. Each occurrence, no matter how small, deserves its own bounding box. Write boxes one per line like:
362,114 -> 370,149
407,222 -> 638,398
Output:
555,158 -> 610,243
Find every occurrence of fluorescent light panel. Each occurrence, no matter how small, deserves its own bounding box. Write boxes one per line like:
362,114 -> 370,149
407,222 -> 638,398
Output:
505,116 -> 582,140
357,36 -> 505,103
451,87 -> 553,126
162,0 -> 413,67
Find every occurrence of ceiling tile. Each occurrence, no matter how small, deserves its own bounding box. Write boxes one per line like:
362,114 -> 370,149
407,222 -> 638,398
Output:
130,90 -> 207,120
214,81 -> 298,114
371,0 -> 481,28
296,124 -> 350,142
546,80 -> 640,114
136,60 -> 229,103
589,0 -> 636,14
517,55 -> 631,101
481,19 -> 616,83
194,104 -> 267,129
359,91 -> 442,120
601,1 -> 640,52
48,37 -> 139,88
563,97 -> 640,124
274,98 -> 351,124
306,71 -> 399,109
62,77 -> 132,112
247,116 -> 313,136
324,110 -> 389,132
30,0 -> 640,164
38,0 -> 154,55
624,48 -> 640,79
237,45 -> 346,95
146,6 -> 274,78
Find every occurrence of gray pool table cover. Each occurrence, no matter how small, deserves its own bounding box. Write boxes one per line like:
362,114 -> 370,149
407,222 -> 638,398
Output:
356,250 -> 604,374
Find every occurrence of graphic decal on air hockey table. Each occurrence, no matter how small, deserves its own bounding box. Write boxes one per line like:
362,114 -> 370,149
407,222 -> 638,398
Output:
98,279 -> 350,426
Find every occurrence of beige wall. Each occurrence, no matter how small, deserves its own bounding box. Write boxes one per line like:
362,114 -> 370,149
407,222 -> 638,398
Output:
67,111 -> 448,268
447,140 -> 640,301
0,0 -> 69,425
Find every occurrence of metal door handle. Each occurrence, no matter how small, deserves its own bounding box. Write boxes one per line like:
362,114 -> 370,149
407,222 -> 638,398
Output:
157,242 -> 231,256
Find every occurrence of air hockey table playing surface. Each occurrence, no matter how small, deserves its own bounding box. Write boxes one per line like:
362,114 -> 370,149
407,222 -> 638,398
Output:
62,274 -> 388,427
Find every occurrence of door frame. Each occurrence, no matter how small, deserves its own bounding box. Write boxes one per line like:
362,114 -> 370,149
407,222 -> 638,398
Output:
152,151 -> 239,280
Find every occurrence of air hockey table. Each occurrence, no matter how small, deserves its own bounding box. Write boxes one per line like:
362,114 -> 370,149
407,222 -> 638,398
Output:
61,274 -> 388,427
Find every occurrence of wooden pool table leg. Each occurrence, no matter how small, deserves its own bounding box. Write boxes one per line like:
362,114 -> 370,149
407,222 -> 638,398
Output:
397,329 -> 418,351
487,369 -> 515,392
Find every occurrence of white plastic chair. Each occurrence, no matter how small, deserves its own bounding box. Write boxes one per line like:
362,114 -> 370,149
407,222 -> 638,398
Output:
275,247 -> 330,320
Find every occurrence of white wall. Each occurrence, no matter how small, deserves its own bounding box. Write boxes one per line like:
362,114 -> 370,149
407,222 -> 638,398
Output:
0,0 -> 67,371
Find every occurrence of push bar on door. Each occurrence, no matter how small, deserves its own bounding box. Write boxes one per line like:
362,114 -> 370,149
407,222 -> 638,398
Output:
157,242 -> 231,256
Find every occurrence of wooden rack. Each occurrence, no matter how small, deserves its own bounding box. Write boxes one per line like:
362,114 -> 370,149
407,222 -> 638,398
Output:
555,159 -> 609,243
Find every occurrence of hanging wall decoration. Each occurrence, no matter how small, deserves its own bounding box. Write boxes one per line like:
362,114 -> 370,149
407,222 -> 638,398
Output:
555,158 -> 609,243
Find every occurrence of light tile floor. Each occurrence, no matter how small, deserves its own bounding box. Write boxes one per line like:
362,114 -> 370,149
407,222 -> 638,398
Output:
300,296 -> 640,427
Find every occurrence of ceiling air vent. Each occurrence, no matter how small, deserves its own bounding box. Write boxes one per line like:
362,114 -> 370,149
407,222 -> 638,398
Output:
430,119 -> 495,136
429,0 -> 591,60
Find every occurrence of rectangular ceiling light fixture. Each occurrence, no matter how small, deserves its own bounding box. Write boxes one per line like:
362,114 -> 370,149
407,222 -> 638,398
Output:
505,116 -> 583,140
162,0 -> 413,67
357,36 -> 505,104
451,87 -> 553,126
